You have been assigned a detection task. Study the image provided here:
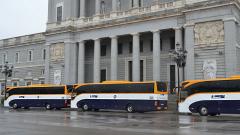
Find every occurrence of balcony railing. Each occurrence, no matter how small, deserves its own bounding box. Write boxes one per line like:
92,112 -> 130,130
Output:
47,0 -> 184,30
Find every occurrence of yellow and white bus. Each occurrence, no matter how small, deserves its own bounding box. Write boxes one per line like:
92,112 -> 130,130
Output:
178,76 -> 240,116
71,81 -> 168,112
4,85 -> 73,110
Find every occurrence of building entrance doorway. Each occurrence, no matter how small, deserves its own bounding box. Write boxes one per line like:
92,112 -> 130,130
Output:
170,65 -> 176,92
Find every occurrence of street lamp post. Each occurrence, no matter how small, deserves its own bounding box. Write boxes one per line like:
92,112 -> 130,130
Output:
1,62 -> 13,100
169,43 -> 187,99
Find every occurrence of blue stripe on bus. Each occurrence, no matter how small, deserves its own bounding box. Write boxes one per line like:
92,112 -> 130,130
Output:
77,99 -> 167,112
9,99 -> 68,108
189,100 -> 240,114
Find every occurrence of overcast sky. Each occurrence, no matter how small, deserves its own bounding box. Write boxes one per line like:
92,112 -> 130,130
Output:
0,0 -> 48,40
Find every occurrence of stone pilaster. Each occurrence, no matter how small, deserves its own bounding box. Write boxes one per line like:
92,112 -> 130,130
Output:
64,41 -> 78,84
44,44 -> 50,83
184,24 -> 195,80
224,18 -> 238,77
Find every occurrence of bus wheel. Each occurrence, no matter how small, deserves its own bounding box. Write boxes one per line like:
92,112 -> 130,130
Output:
45,104 -> 52,110
12,103 -> 18,109
126,104 -> 134,113
199,106 -> 208,116
82,104 -> 89,111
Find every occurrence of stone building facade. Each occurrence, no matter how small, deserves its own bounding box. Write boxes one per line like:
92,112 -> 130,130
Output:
1,0 -> 240,91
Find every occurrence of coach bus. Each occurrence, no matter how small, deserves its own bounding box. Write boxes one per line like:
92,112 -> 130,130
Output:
178,76 -> 240,116
71,81 -> 168,112
4,85 -> 73,110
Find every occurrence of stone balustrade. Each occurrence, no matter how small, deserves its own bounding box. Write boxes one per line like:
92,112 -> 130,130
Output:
0,33 -> 45,47
47,0 -> 183,30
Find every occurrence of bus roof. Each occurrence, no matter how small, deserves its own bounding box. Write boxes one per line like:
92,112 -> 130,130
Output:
6,84 -> 66,91
182,75 -> 240,89
74,81 -> 165,89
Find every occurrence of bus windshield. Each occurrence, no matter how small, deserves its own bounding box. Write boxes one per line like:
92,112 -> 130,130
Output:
157,82 -> 167,92
180,90 -> 188,102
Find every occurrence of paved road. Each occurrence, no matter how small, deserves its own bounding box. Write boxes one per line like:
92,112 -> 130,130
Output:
0,107 -> 240,135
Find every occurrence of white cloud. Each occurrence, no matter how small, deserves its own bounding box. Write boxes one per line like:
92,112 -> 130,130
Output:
0,0 -> 48,40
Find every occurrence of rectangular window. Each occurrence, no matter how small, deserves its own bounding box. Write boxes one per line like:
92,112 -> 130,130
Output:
28,50 -> 33,62
41,69 -> 45,76
129,42 -> 133,54
128,61 -> 133,81
170,65 -> 176,91
12,81 -> 19,87
139,0 -> 142,7
140,40 -> 144,53
160,39 -> 163,51
26,81 -> 32,86
170,37 -> 175,50
42,49 -> 46,60
100,69 -> 107,82
140,60 -> 144,82
101,45 -> 107,56
118,43 -> 123,55
150,40 -> 153,52
2,53 -> 7,64
15,52 -> 19,63
57,6 -> 63,22
40,80 -> 45,84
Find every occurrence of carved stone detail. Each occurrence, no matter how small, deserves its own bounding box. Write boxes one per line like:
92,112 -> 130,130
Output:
50,43 -> 64,61
194,21 -> 224,45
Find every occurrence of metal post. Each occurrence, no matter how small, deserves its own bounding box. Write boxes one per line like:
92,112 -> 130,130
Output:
4,72 -> 7,100
1,62 -> 13,100
177,65 -> 180,101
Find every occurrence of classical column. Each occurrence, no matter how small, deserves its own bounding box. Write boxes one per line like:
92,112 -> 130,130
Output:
184,24 -> 195,80
152,30 -> 161,81
224,18 -> 238,77
80,0 -> 86,18
94,39 -> 101,83
112,0 -> 117,12
64,41 -> 78,84
78,41 -> 85,83
95,0 -> 101,15
44,44 -> 50,83
111,36 -> 118,80
132,33 -> 140,82
175,27 -> 184,82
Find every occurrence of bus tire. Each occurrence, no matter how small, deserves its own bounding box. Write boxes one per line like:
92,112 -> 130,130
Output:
45,104 -> 52,110
126,104 -> 134,113
93,109 -> 99,112
82,104 -> 89,111
12,103 -> 18,109
23,107 -> 29,110
199,106 -> 208,116
210,113 -> 217,116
